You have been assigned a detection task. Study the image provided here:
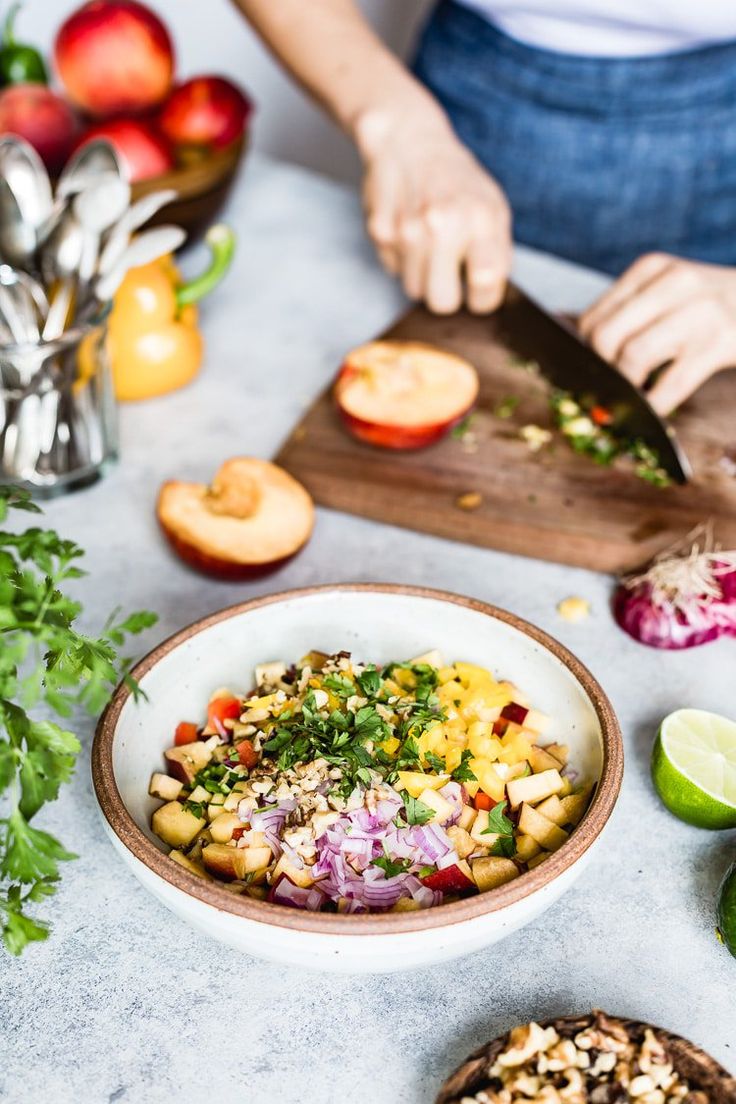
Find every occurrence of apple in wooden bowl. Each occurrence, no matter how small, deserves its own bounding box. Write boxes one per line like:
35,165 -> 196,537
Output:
157,457 -> 314,580
334,340 -> 479,450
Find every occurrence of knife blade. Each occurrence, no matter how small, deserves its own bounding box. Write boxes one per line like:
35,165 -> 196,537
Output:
497,283 -> 691,484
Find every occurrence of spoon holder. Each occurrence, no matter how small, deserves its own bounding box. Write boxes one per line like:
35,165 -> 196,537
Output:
0,319 -> 118,495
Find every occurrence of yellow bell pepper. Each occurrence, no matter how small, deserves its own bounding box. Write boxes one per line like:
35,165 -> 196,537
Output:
106,224 -> 235,402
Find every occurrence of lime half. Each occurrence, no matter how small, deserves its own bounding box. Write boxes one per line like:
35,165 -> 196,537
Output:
717,862 -> 736,959
651,708 -> 736,830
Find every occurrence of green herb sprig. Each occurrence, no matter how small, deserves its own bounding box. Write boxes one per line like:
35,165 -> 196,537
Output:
481,798 -> 516,858
0,487 -> 157,955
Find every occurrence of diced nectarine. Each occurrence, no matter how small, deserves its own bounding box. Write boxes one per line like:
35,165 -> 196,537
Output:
152,801 -> 206,848
164,741 -> 212,784
149,772 -> 182,801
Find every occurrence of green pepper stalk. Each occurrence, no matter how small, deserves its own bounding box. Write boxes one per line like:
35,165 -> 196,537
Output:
0,3 -> 48,85
176,224 -> 236,308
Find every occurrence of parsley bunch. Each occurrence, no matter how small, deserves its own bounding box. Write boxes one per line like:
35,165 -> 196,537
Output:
0,487 -> 157,955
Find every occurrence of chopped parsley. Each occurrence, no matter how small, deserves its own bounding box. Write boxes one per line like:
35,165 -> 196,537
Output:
451,749 -> 476,783
481,799 -> 516,858
372,844 -> 412,879
396,791 -> 435,827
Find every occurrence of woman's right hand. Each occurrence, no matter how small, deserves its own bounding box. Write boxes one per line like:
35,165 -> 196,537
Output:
355,107 -> 512,315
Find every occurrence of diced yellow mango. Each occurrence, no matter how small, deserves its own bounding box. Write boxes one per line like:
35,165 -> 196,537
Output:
396,771 -> 449,798
514,833 -> 541,862
444,746 -> 462,773
470,758 -> 506,802
499,734 -> 533,765
468,728 -> 503,761
438,666 -> 458,684
518,804 -> 569,850
379,735 -> 400,756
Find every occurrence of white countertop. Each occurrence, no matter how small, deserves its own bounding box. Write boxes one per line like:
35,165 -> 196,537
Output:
1,154 -> 733,1104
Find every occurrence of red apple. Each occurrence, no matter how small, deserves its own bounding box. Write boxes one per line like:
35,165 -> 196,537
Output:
157,458 -> 315,580
55,0 -> 174,118
160,76 -> 252,150
75,118 -> 174,182
334,341 -> 479,451
0,84 -> 78,171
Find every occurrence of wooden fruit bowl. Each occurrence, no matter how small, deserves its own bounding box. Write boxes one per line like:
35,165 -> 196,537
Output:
131,135 -> 247,238
437,1012 -> 735,1103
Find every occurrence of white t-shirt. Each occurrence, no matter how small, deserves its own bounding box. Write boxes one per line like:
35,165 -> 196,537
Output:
459,0 -> 736,56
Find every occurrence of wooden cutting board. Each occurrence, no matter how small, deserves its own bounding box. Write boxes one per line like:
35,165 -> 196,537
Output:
277,307 -> 736,573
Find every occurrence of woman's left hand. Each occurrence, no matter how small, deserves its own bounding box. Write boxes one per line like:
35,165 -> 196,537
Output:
579,254 -> 736,414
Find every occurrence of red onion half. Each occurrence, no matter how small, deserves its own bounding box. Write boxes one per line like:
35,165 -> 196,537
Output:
614,532 -> 736,649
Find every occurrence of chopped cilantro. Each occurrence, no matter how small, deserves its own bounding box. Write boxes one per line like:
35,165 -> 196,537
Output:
182,800 -> 206,819
356,666 -> 382,697
481,799 -> 516,857
372,844 -> 411,879
323,673 -> 355,697
424,751 -> 446,774
451,749 -> 477,784
397,791 -> 435,826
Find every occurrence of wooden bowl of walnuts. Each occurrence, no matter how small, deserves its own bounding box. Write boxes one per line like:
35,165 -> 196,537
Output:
437,1010 -> 735,1103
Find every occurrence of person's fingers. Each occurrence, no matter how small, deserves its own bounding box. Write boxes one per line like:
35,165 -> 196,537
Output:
646,351 -> 720,415
579,252 -> 673,339
398,214 -> 429,301
616,302 -> 702,386
363,159 -> 402,274
465,204 -> 511,313
425,205 -> 466,314
584,262 -> 701,365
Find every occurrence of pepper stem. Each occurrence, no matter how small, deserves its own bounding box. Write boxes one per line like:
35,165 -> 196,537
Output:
175,224 -> 236,309
3,2 -> 20,47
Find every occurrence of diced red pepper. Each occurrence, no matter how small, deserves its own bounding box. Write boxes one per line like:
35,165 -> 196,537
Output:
474,792 -> 496,811
501,702 -> 529,726
421,864 -> 475,894
235,738 -> 259,769
492,718 -> 509,737
174,721 -> 199,746
590,405 -> 613,427
231,826 -> 245,841
207,696 -> 242,729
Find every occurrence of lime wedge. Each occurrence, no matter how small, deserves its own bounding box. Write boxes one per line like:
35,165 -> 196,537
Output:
651,708 -> 736,829
717,862 -> 736,959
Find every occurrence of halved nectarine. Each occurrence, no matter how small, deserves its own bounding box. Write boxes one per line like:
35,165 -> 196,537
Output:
334,341 -> 479,450
157,457 -> 314,580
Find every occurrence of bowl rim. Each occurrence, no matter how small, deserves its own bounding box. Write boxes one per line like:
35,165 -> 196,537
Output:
92,583 -> 624,936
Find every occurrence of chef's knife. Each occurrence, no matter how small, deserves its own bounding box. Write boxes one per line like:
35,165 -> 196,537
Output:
498,282 -> 691,483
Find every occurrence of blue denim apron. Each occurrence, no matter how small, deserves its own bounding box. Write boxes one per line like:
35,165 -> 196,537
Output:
413,1 -> 736,274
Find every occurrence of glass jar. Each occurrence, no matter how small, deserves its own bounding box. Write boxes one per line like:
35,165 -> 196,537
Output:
0,315 -> 118,496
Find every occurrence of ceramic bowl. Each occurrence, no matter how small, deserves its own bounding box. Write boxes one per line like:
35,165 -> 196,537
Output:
92,584 -> 623,974
436,1011 -> 736,1102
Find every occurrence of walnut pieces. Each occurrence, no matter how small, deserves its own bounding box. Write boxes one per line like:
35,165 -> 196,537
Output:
458,1014 -> 707,1104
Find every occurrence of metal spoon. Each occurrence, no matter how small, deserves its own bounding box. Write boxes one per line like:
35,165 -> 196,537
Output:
0,177 -> 37,268
0,135 -> 52,225
0,265 -> 45,344
94,225 -> 186,302
40,207 -> 85,287
98,188 -> 178,277
73,176 -> 131,283
56,139 -> 126,198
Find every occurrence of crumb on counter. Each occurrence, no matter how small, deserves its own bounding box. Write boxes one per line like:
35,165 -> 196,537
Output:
557,596 -> 591,623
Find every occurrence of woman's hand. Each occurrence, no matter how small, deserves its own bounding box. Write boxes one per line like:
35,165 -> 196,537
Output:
580,254 -> 736,414
356,108 -> 512,315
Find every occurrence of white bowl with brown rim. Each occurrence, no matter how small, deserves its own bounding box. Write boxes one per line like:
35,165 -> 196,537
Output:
92,584 -> 623,974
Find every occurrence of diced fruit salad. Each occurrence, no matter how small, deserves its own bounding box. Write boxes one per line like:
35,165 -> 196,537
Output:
149,651 -> 593,913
